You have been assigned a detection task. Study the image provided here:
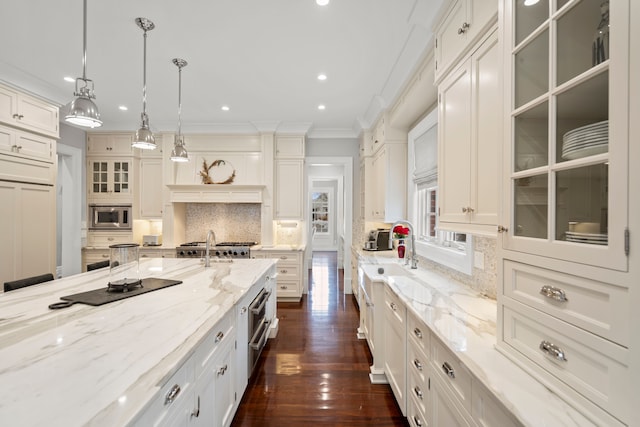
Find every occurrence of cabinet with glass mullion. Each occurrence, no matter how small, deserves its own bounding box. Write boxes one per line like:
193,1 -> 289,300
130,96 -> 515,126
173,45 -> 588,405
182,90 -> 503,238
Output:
503,0 -> 628,272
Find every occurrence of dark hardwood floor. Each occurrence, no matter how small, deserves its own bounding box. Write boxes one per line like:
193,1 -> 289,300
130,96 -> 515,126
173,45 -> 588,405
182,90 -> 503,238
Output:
231,251 -> 407,427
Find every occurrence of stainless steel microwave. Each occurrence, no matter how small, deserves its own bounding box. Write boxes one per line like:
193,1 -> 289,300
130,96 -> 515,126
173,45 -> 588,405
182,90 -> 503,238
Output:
89,204 -> 132,230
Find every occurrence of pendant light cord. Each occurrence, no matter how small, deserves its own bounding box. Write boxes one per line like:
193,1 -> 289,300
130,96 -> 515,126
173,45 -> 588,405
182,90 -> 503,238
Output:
81,0 -> 87,81
141,29 -> 148,119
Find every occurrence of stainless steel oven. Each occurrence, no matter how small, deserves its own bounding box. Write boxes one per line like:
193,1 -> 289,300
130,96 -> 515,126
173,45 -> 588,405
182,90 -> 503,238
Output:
248,287 -> 271,376
89,204 -> 132,230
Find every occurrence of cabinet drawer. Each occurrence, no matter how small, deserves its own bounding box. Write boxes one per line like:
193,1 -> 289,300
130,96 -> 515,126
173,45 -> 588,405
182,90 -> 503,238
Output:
275,280 -> 299,298
407,394 -> 428,427
502,302 -> 629,420
384,286 -> 406,327
272,252 -> 301,264
471,380 -> 523,427
194,310 -> 235,379
431,337 -> 472,412
407,356 -> 429,417
276,263 -> 299,279
503,260 -> 629,346
408,339 -> 429,387
143,357 -> 194,427
407,310 -> 430,357
87,232 -> 134,248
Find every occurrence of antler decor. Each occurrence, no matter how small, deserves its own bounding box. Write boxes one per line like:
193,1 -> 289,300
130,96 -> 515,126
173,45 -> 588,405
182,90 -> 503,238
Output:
199,159 -> 236,184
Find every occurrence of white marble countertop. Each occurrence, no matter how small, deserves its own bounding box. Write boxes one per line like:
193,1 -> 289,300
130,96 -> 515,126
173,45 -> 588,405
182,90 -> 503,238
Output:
356,250 -> 596,427
0,258 -> 276,427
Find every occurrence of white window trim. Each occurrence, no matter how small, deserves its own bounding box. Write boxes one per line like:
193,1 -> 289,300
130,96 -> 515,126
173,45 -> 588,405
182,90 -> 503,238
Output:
408,108 -> 474,276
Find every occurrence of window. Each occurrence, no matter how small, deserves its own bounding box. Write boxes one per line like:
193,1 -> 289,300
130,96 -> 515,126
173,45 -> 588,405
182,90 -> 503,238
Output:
311,191 -> 329,234
409,108 -> 473,275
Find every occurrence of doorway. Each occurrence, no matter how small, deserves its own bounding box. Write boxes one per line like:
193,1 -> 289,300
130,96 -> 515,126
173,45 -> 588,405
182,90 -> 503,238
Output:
310,183 -> 338,251
305,157 -> 353,294
56,144 -> 82,277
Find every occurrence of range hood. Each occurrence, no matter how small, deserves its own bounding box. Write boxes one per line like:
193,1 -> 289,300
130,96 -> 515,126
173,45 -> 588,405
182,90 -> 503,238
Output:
167,184 -> 265,203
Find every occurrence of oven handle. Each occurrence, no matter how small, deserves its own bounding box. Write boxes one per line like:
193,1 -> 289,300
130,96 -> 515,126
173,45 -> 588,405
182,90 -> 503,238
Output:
250,289 -> 271,315
249,319 -> 271,351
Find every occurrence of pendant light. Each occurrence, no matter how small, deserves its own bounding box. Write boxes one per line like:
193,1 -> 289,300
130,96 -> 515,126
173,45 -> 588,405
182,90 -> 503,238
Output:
132,17 -> 156,150
170,58 -> 189,162
65,0 -> 102,128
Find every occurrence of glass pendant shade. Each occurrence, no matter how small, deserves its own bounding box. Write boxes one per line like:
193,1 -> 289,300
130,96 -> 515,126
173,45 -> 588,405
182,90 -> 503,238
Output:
132,18 -> 156,150
65,0 -> 102,128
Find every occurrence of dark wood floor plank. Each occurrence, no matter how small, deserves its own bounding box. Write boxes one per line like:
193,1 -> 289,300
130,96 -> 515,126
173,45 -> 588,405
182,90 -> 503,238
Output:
231,252 -> 407,427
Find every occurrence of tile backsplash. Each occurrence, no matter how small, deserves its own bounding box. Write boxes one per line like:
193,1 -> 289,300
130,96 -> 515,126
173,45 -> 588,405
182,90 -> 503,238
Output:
185,203 -> 261,243
416,235 -> 497,299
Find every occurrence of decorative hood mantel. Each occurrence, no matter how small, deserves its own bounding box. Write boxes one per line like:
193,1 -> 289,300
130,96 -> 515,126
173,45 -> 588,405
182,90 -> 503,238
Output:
167,184 -> 265,203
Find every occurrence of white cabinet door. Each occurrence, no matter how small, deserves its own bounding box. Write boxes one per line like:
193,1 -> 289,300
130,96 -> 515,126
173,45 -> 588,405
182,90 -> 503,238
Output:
87,133 -> 134,156
275,136 -> 305,158
87,158 -> 133,201
0,181 -> 55,286
438,30 -> 500,232
430,375 -> 473,427
368,143 -> 407,222
0,123 -> 55,163
439,62 -> 472,224
384,286 -> 407,415
434,0 -> 498,83
139,158 -> 163,218
0,84 -> 59,138
275,159 -> 303,219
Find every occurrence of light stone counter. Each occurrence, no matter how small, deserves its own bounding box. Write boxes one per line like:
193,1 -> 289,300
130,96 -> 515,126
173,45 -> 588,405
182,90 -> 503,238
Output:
0,258 -> 276,427
356,250 -> 597,427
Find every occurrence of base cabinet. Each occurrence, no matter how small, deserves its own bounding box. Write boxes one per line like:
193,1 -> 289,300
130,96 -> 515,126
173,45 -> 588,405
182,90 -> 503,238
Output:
254,250 -> 302,301
384,286 -> 407,415
0,181 -> 55,286
134,310 -> 237,427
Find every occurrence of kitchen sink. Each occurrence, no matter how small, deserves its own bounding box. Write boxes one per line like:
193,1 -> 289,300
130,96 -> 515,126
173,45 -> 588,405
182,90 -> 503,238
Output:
361,263 -> 409,281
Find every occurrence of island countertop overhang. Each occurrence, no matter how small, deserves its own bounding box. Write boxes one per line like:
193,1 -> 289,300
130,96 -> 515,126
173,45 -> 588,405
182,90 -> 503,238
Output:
0,258 -> 276,427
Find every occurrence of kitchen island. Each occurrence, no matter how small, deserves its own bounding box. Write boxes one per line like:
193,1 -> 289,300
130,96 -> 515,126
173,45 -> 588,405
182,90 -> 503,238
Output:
0,257 -> 276,426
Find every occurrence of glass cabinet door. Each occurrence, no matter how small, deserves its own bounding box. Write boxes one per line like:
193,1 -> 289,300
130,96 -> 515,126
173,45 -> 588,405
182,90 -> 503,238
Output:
504,0 -> 628,271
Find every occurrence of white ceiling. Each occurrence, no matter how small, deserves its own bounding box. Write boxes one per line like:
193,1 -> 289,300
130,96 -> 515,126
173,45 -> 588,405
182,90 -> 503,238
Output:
0,0 -> 443,138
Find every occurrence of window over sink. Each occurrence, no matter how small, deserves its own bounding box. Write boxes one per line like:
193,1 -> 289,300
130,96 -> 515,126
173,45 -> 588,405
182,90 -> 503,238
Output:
408,108 -> 473,275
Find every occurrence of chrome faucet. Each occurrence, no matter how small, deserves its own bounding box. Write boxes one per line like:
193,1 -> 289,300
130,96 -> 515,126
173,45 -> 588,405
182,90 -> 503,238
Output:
204,229 -> 216,267
389,220 -> 418,269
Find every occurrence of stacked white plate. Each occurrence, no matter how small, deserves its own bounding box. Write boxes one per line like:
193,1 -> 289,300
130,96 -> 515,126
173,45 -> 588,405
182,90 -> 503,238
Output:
565,231 -> 608,245
562,120 -> 608,160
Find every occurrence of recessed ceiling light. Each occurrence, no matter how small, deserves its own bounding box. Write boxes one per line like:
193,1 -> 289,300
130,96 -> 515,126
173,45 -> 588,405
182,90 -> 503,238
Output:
317,73 -> 327,81
316,0 -> 329,5
118,105 -> 128,111
64,76 -> 75,83
221,105 -> 230,111
318,104 -> 326,110
523,0 -> 539,5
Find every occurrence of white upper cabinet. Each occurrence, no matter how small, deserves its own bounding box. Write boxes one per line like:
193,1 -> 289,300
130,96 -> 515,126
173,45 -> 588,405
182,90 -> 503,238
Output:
274,159 -> 303,220
434,0 -> 498,83
438,29 -> 501,234
87,133 -> 134,156
502,0 -> 629,272
139,158 -> 163,218
275,136 -> 305,158
0,83 -> 59,138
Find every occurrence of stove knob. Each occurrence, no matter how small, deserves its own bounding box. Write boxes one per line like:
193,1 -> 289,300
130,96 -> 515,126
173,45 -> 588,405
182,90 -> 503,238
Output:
188,250 -> 195,256
239,250 -> 246,256
179,251 -> 185,256
232,250 -> 238,256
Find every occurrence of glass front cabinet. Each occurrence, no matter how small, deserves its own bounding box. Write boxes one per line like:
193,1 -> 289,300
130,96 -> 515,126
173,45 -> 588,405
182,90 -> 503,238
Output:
503,0 -> 629,271
498,1 -> 633,425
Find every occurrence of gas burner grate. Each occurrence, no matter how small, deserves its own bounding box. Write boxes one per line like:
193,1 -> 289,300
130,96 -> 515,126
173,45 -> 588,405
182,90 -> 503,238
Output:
216,241 -> 257,247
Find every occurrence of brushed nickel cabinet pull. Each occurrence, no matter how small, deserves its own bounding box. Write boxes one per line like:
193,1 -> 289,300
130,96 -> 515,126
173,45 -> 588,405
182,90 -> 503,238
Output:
539,285 -> 568,302
539,340 -> 568,362
413,327 -> 422,339
215,331 -> 224,343
413,358 -> 423,371
413,416 -> 423,426
414,386 -> 423,399
165,384 -> 181,405
442,361 -> 455,378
